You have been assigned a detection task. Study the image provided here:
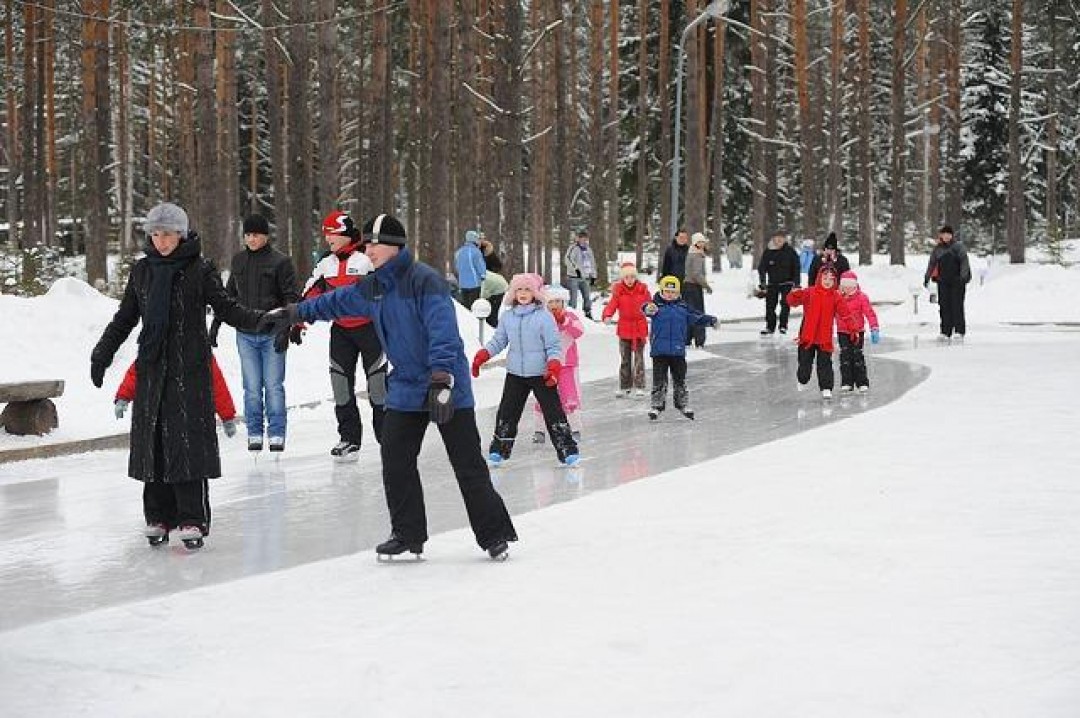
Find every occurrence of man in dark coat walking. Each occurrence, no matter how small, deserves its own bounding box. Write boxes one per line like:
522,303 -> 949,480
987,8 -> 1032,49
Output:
923,224 -> 971,340
90,202 -> 264,548
756,231 -> 801,335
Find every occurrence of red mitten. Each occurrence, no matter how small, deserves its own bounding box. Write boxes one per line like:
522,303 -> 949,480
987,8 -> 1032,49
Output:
543,359 -> 562,387
471,349 -> 491,378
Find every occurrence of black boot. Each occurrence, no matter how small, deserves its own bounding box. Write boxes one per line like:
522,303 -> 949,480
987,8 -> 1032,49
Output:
485,540 -> 510,561
376,535 -> 423,558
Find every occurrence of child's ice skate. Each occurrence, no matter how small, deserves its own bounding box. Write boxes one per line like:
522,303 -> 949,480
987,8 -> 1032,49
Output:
144,523 -> 169,547
175,525 -> 205,550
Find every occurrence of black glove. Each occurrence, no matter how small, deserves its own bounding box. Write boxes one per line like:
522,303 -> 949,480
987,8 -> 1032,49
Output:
427,371 -> 455,425
257,304 -> 300,335
90,361 -> 106,388
273,330 -> 289,353
589,277 -> 596,287
208,318 -> 221,348
289,325 -> 304,345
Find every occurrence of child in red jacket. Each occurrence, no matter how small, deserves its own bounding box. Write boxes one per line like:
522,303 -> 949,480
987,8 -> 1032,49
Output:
115,355 -> 238,437
600,262 -> 652,397
786,266 -> 852,399
836,270 -> 880,393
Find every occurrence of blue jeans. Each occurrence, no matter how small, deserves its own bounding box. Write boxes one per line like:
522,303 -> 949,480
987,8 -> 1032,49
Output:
567,277 -> 592,315
236,331 -> 287,438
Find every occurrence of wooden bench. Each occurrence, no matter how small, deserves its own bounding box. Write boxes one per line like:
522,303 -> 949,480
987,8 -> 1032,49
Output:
0,381 -> 65,436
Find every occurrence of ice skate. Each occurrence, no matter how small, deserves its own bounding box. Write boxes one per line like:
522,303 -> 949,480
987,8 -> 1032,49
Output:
268,436 -> 285,453
840,385 -> 853,393
953,334 -> 965,343
175,525 -> 205,550
247,436 -> 263,452
376,535 -> 424,561
487,452 -> 506,467
759,328 -> 774,337
485,540 -> 510,562
821,389 -> 833,400
778,327 -> 787,335
796,382 -> 806,392
561,453 -> 581,467
571,430 -> 582,443
330,441 -> 360,463
144,523 -> 169,547
857,385 -> 869,394
531,431 -> 546,444
648,408 -> 661,421
615,388 -> 631,398
634,388 -> 647,398
937,333 -> 951,343
680,408 -> 695,420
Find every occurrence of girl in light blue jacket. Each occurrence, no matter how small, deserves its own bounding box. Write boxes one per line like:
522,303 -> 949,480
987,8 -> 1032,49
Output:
472,273 -> 580,467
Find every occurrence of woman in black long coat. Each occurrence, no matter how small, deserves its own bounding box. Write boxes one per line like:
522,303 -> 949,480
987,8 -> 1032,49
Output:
90,202 -> 264,549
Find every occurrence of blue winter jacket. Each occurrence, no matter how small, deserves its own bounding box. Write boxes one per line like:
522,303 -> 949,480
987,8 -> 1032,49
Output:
645,293 -> 717,358
298,247 -> 475,412
454,239 -> 487,290
483,302 -> 561,377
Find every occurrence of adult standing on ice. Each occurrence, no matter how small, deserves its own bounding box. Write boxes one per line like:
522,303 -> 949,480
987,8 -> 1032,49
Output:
923,224 -> 971,341
258,214 -> 518,561
89,202 -> 265,550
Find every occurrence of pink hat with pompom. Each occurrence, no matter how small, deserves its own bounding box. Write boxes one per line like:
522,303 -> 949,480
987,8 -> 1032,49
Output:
505,273 -> 547,305
839,270 -> 858,291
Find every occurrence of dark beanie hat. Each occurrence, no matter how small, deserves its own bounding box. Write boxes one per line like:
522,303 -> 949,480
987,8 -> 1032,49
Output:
362,214 -> 408,246
939,224 -> 954,235
243,214 -> 270,236
823,232 -> 838,251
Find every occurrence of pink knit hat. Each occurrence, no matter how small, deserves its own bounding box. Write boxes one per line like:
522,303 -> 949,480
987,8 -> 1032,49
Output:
839,270 -> 858,291
505,272 -> 547,305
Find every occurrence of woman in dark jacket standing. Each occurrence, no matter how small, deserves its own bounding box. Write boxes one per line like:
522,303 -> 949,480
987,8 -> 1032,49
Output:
90,202 -> 264,549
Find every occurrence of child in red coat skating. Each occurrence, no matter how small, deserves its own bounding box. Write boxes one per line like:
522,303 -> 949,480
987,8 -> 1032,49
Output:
836,270 -> 880,393
600,262 -> 652,397
114,355 -> 238,436
786,266 -> 852,399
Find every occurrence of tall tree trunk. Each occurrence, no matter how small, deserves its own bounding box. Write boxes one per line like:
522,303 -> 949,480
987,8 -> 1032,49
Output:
288,0 -> 314,278
216,0 -> 239,260
750,0 -> 768,261
635,0 -> 649,269
426,0 -> 451,273
604,0 -> 620,268
585,1 -> 605,281
115,8 -> 133,254
1045,0 -> 1059,252
825,0 -> 845,234
793,0 -> 818,239
3,0 -> 18,231
913,6 -> 929,241
41,0 -> 56,252
528,0 -> 548,276
685,0 -> 707,236
317,0 -> 341,211
944,0 -> 962,226
855,0 -> 873,263
177,3 -> 196,213
263,0 -> 289,247
928,8 -> 942,236
193,0 -> 221,262
658,0 -> 672,249
495,0 -> 525,275
1005,0 -> 1025,263
454,0 -> 478,236
887,0 -> 907,266
553,0 -> 572,280
708,12 -> 726,260
81,0 -> 111,286
762,0 -> 778,236
22,2 -> 40,253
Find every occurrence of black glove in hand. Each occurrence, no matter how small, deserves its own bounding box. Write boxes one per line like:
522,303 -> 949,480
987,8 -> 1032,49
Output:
208,318 -> 221,348
273,330 -> 289,353
427,371 -> 455,425
257,304 -> 300,335
289,325 -> 304,346
90,362 -> 106,388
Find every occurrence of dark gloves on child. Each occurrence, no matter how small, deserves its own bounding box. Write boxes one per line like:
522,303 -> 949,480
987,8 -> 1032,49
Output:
428,371 -> 455,425
258,304 -> 300,335
289,325 -> 304,345
471,349 -> 491,378
543,359 -> 562,387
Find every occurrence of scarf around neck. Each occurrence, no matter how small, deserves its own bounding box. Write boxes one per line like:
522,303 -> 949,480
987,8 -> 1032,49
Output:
138,234 -> 201,362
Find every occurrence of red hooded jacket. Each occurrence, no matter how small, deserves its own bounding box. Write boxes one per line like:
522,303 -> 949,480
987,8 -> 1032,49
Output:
116,356 -> 236,421
786,269 -> 852,353
601,278 -> 651,343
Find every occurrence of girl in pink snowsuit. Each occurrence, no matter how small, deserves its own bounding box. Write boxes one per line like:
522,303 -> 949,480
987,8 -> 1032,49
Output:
836,270 -> 880,392
532,286 -> 585,444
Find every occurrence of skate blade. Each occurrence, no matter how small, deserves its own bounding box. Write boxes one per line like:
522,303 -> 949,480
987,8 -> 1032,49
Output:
376,553 -> 424,563
333,454 -> 360,464
489,551 -> 509,562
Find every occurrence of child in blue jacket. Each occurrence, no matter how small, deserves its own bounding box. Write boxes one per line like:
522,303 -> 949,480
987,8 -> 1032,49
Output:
644,275 -> 718,420
472,273 -> 580,466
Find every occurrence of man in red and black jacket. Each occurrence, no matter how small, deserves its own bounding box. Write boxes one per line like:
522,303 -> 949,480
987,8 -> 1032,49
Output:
302,211 -> 388,460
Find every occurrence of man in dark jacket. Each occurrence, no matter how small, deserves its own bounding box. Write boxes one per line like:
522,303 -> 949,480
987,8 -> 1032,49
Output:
756,231 -> 801,335
258,214 -> 518,561
807,231 -> 851,286
661,229 -> 691,283
211,214 -> 299,452
91,202 -> 264,549
924,224 -> 971,340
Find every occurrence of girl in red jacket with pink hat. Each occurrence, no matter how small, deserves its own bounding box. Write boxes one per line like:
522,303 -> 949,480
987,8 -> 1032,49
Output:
600,262 -> 651,397
836,270 -> 879,392
786,266 -> 852,399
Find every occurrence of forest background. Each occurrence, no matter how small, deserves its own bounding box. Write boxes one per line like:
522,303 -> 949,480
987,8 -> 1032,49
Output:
1,0 -> 1076,295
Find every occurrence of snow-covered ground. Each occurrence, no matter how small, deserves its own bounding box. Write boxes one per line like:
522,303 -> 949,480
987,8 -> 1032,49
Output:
1,251 -> 1079,716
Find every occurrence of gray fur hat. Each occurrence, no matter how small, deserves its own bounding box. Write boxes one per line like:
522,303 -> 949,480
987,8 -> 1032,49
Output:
144,202 -> 189,235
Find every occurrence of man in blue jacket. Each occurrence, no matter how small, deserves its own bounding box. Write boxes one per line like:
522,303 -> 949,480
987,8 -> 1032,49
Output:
259,214 -> 517,561
454,229 -> 487,309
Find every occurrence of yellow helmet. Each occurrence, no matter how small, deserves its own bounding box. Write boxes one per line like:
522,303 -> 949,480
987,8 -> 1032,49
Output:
659,275 -> 681,294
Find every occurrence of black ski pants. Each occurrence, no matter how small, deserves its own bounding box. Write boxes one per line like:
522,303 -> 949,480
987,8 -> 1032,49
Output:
490,373 -> 578,461
380,408 -> 517,549
330,323 -> 387,446
837,333 -> 869,388
765,283 -> 794,332
797,344 -> 835,391
937,282 -> 967,337
682,283 -> 707,346
143,423 -> 210,531
651,355 -> 689,411
460,287 -> 481,310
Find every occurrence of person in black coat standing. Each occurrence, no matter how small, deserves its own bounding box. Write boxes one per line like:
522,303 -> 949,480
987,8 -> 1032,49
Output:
807,231 -> 851,287
90,202 -> 265,549
756,231 -> 801,335
661,229 -> 691,282
923,224 -> 971,340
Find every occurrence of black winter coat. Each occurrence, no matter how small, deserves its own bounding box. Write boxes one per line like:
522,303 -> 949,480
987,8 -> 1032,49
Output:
224,244 -> 299,312
661,242 -> 689,281
808,252 -> 851,286
924,240 -> 971,285
92,237 -> 263,484
757,244 -> 801,287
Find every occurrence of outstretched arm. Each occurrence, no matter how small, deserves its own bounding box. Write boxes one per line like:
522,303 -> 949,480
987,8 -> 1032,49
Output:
299,278 -> 376,323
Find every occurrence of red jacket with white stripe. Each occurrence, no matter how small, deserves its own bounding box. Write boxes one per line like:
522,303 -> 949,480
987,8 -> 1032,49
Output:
116,356 -> 236,422
301,243 -> 374,329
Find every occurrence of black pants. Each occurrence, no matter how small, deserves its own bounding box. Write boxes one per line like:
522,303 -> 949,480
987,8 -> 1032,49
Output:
330,323 -> 387,446
682,283 -> 706,346
797,344 -> 834,390
143,418 -> 211,532
837,333 -> 869,388
490,373 -> 578,461
937,282 -> 967,337
380,408 -> 517,548
651,355 -> 689,411
485,294 -> 504,328
619,338 -> 646,390
460,287 -> 481,309
765,284 -> 793,332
